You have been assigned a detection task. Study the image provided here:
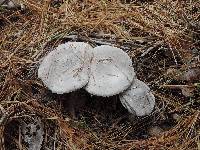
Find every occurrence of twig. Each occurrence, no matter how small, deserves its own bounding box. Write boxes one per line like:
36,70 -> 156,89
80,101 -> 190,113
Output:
161,84 -> 197,89
141,41 -> 163,57
0,105 -> 8,126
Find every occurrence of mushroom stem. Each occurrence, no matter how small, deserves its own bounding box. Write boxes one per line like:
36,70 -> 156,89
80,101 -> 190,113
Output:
64,91 -> 87,119
68,93 -> 76,119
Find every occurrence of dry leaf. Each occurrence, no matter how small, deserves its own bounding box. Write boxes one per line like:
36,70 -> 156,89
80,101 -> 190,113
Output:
181,86 -> 195,97
182,68 -> 200,82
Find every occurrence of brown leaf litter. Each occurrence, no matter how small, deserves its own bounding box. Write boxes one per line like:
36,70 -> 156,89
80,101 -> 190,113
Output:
0,0 -> 200,149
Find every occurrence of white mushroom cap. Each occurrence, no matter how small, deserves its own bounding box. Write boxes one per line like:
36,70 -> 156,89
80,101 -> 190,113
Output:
38,42 -> 92,94
85,45 -> 135,97
119,79 -> 155,116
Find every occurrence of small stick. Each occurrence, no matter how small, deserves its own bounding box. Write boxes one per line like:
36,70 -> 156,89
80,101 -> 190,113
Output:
0,105 -> 7,125
160,84 -> 196,89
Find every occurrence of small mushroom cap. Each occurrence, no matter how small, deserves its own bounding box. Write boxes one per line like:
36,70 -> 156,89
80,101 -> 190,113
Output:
38,42 -> 92,94
119,79 -> 155,116
85,45 -> 135,97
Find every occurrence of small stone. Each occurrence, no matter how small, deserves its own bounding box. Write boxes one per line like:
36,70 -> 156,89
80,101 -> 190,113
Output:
148,126 -> 163,136
172,113 -> 181,121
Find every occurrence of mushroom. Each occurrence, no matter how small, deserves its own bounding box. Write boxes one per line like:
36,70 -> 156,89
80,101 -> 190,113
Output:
85,45 -> 135,97
119,79 -> 155,116
38,42 -> 92,94
38,42 -> 155,118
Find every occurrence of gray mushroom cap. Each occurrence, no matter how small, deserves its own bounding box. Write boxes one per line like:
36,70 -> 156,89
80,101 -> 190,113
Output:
38,42 -> 92,94
85,45 -> 135,97
119,79 -> 155,116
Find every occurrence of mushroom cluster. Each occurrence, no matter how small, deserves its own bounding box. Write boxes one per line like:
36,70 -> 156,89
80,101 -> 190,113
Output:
38,42 -> 155,116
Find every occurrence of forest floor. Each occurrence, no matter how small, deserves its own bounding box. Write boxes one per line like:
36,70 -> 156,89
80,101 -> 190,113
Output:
0,0 -> 200,149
